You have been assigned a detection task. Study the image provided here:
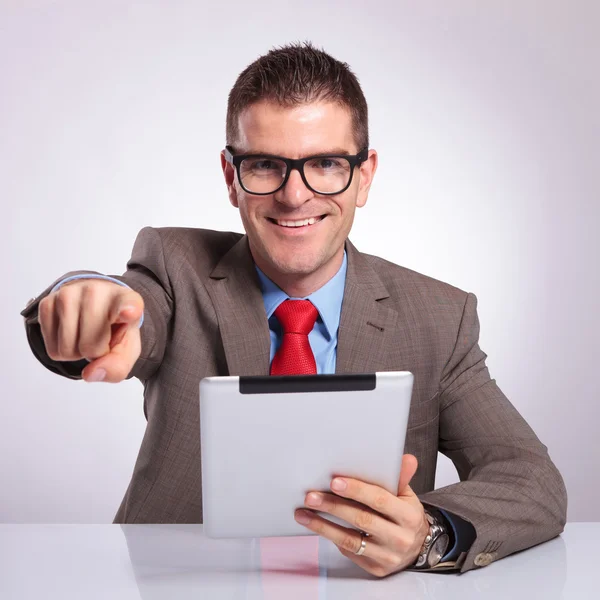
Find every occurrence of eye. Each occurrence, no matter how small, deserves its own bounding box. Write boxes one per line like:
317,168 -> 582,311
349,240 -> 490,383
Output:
307,157 -> 348,172
315,158 -> 338,169
250,159 -> 278,171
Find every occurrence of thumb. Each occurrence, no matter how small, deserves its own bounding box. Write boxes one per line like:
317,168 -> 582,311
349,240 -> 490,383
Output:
397,453 -> 419,496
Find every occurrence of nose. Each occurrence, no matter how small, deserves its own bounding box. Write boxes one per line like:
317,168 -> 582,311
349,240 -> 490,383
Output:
273,168 -> 314,208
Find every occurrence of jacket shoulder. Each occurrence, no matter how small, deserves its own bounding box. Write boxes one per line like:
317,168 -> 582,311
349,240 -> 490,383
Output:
138,226 -> 244,273
361,252 -> 469,307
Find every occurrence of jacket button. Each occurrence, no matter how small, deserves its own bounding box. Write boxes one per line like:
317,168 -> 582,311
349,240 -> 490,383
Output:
474,552 -> 495,567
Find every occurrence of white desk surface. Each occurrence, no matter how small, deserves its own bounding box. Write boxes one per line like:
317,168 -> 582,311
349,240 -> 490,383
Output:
0,523 -> 596,599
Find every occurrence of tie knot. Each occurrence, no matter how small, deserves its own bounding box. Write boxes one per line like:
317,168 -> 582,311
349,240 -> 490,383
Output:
274,299 -> 318,335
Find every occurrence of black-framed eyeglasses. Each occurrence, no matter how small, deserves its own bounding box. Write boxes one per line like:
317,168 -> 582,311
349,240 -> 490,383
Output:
224,146 -> 369,196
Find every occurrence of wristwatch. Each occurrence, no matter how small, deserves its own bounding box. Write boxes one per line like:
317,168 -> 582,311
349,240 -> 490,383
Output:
413,508 -> 450,569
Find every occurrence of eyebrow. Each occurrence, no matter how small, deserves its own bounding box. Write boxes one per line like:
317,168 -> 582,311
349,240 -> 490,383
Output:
242,147 -> 353,157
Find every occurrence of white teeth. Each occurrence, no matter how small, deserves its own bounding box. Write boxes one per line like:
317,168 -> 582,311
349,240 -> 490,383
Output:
275,217 -> 320,227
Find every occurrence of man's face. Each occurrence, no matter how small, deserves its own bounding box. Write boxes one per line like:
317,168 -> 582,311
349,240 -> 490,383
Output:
221,100 -> 377,289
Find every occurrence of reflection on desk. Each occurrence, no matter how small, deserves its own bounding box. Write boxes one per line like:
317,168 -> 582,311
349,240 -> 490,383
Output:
1,523 -> 596,599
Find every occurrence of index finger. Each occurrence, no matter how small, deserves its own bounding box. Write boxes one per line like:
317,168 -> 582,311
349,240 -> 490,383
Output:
108,289 -> 144,327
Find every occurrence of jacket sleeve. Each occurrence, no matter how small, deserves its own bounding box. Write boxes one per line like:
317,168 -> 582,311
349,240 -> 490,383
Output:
418,292 -> 567,573
20,226 -> 173,382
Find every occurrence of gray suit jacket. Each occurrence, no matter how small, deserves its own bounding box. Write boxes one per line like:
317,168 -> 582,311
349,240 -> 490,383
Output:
21,226 -> 567,572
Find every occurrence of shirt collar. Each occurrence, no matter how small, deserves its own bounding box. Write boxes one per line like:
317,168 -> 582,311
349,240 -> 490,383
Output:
255,251 -> 347,340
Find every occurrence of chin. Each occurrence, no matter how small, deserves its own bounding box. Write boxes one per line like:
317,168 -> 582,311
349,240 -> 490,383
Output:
263,246 -> 328,276
271,254 -> 322,275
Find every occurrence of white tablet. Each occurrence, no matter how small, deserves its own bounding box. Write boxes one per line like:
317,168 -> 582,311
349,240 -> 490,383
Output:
199,372 -> 413,538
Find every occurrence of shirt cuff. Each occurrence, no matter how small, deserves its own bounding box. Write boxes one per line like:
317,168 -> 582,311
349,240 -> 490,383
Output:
439,509 -> 476,562
50,274 -> 144,328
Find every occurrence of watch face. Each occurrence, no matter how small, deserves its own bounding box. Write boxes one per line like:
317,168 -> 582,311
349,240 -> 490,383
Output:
428,533 -> 450,567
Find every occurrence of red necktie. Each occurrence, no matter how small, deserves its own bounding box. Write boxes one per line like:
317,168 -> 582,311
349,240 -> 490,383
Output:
261,299 -> 320,597
270,299 -> 318,375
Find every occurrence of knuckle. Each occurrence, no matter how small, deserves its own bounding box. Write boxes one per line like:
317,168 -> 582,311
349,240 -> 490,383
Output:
354,509 -> 374,531
373,493 -> 388,513
305,519 -> 319,534
55,288 -> 76,316
57,341 -> 76,361
46,346 -> 61,360
46,349 -> 60,361
38,300 -> 48,329
340,534 -> 359,553
80,281 -> 100,303
38,297 -> 52,321
310,518 -> 324,534
132,290 -> 144,308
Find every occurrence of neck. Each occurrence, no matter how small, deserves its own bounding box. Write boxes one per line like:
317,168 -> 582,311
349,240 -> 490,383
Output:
253,249 -> 345,298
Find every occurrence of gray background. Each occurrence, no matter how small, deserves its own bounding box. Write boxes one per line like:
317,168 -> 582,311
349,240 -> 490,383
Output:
1,0 -> 598,523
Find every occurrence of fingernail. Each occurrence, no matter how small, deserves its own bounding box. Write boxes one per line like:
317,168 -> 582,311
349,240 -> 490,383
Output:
331,478 -> 347,492
87,369 -> 106,383
306,492 -> 322,507
295,509 -> 312,525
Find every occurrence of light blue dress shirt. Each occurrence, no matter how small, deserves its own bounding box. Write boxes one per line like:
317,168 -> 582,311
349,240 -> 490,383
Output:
255,252 -> 347,374
53,255 -> 474,562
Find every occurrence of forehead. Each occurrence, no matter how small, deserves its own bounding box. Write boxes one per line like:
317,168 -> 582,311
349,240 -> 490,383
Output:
235,100 -> 356,157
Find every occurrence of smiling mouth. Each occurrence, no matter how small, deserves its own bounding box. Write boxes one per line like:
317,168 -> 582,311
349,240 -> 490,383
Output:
267,215 -> 326,228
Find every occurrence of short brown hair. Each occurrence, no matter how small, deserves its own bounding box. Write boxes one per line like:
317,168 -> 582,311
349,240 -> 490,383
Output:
226,42 -> 369,151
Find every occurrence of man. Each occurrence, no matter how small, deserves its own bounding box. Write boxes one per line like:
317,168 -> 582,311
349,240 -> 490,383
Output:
20,42 -> 567,576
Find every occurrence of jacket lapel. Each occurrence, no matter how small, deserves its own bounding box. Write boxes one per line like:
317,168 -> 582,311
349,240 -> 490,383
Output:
336,241 -> 415,375
206,236 -> 271,376
205,236 -> 417,378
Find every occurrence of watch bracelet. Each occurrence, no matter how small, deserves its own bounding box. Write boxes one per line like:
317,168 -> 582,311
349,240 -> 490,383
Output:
413,506 -> 452,568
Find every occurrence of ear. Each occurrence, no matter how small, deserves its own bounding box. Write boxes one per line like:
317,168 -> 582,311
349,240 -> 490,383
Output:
355,149 -> 378,208
221,151 -> 239,208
